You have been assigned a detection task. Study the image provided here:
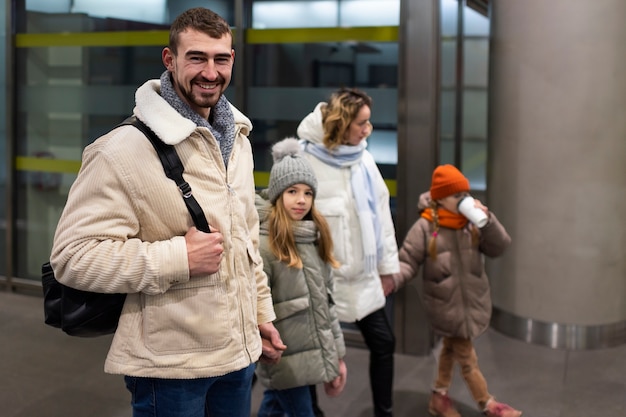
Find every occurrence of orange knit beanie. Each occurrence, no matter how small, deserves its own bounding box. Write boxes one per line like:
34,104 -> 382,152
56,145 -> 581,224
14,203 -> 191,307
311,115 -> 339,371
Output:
430,164 -> 470,200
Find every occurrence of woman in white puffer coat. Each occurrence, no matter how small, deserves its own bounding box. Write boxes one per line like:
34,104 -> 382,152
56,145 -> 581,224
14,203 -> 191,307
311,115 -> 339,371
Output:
297,88 -> 400,417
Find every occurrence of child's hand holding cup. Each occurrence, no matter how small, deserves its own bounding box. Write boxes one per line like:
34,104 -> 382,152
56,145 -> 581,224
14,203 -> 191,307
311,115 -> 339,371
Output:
457,196 -> 488,228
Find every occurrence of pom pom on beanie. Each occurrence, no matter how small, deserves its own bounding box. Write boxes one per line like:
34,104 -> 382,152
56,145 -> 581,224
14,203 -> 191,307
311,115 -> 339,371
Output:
430,164 -> 470,201
268,138 -> 318,203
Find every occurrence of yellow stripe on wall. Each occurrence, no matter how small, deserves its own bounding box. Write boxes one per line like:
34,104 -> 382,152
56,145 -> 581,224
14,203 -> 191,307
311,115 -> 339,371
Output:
246,26 -> 398,44
254,171 -> 271,188
16,157 -> 81,174
16,31 -> 170,48
16,26 -> 398,48
253,172 -> 397,196
385,179 -> 397,198
16,158 -> 398,197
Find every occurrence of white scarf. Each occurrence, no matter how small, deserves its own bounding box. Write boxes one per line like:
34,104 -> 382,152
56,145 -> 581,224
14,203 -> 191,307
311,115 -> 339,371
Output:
302,140 -> 383,274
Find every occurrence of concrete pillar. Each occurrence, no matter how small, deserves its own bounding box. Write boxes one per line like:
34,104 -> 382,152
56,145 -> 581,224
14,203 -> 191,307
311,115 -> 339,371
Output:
395,0 -> 440,355
487,0 -> 626,349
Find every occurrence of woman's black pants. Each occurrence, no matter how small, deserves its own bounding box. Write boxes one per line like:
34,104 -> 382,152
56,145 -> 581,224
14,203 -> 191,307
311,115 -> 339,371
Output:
355,306 -> 396,417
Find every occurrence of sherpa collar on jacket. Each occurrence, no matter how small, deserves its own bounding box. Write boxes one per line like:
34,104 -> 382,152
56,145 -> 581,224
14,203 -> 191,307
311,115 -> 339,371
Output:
133,79 -> 252,146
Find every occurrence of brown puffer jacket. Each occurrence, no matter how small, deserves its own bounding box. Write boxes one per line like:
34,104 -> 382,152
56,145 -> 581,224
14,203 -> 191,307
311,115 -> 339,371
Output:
396,192 -> 511,339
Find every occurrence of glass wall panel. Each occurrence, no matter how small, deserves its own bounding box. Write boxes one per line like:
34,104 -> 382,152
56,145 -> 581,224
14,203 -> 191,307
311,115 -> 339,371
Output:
11,0 -> 397,284
464,4 -> 489,36
247,1 -> 399,241
461,7 -> 489,189
252,1 -> 339,28
252,0 -> 399,29
339,0 -> 400,27
13,0 -> 235,281
22,0 -> 233,32
464,38 -> 488,86
0,0 -> 8,281
440,0 -> 458,36
440,0 -> 458,168
439,0 -> 489,189
246,40 -> 398,180
15,45 -> 160,280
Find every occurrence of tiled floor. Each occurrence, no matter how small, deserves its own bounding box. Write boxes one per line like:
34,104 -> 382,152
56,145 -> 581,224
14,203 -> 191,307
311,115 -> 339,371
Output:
2,290 -> 625,417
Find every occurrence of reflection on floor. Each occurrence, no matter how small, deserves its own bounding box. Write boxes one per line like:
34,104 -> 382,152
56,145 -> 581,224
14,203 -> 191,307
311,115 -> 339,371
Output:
2,291 -> 625,417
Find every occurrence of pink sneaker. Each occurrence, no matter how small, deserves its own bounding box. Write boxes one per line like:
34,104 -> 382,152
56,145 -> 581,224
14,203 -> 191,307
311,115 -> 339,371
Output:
428,391 -> 461,417
483,398 -> 522,417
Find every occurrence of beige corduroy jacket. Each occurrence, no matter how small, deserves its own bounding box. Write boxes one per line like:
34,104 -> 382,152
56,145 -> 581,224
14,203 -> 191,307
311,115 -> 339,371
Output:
50,79 -> 275,378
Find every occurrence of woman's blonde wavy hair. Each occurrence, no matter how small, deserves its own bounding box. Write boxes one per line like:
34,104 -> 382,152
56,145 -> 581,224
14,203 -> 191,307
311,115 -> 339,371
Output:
268,195 -> 339,269
321,88 -> 373,150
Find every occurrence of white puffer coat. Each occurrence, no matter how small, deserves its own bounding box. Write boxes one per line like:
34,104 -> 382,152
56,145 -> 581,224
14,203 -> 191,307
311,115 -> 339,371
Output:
297,103 -> 400,322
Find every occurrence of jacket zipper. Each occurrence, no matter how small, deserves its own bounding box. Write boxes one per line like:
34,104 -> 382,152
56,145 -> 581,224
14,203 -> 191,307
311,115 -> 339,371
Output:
455,228 -> 471,337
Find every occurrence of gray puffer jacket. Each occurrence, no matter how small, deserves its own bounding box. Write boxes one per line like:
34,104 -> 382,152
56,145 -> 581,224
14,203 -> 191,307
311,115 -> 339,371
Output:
255,191 -> 346,390
396,192 -> 511,339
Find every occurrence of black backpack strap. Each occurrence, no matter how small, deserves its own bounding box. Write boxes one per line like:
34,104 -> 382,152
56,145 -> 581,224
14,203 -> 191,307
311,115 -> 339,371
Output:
117,116 -> 211,233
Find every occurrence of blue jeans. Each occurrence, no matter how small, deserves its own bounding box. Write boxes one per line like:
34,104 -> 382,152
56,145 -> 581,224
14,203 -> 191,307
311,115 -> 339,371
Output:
124,363 -> 255,417
258,386 -> 315,417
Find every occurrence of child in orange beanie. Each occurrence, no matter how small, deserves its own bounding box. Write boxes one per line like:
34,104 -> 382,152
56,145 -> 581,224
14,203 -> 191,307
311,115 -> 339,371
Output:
392,164 -> 522,417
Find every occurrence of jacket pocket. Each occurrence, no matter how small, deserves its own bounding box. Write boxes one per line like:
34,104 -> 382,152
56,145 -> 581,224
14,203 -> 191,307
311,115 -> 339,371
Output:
273,296 -> 310,322
247,239 -> 262,267
470,252 -> 484,277
273,295 -> 313,353
142,281 -> 231,354
246,239 -> 261,312
424,252 -> 452,283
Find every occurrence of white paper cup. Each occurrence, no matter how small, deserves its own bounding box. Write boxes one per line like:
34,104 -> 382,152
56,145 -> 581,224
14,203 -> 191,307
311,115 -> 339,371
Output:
457,196 -> 488,228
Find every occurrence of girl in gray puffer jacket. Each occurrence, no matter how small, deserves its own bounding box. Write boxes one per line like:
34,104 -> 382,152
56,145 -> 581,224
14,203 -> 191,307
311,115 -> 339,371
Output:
255,138 -> 347,417
395,165 -> 521,417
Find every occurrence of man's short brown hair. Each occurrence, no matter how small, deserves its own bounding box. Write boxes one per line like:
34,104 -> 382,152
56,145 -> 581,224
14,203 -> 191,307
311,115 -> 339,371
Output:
168,7 -> 232,55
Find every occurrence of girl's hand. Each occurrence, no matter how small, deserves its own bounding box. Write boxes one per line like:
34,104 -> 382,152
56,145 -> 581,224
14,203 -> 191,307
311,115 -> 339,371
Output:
258,322 -> 287,364
324,359 -> 347,397
473,198 -> 489,214
381,274 -> 396,296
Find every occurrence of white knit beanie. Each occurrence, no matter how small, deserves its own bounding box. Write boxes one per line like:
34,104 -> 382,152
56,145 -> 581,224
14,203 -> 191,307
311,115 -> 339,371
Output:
268,138 -> 318,203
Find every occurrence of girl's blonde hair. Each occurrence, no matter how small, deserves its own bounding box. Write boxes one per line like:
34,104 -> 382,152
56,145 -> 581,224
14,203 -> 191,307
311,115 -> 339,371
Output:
321,88 -> 373,150
268,195 -> 339,269
427,200 -> 480,260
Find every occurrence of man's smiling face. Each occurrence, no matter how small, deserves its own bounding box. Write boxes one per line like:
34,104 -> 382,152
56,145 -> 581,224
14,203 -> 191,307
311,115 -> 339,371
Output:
162,29 -> 234,119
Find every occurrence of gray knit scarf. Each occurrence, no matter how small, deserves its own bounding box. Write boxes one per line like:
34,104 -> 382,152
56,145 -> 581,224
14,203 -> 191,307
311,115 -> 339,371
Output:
159,70 -> 235,167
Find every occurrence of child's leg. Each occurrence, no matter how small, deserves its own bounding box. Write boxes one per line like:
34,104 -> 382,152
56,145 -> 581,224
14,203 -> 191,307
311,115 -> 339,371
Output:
452,338 -> 491,408
433,336 -> 455,391
429,337 -> 461,416
258,386 -> 316,417
258,389 -> 287,417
